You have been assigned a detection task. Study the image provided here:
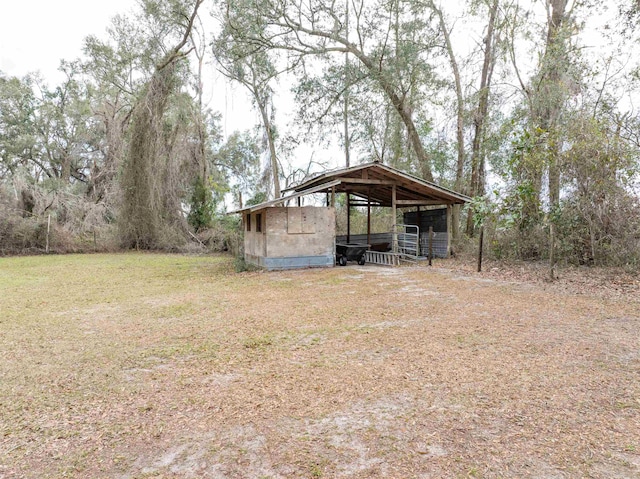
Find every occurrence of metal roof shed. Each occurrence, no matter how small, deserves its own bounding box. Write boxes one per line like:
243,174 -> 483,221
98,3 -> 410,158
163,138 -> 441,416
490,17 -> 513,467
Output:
231,162 -> 470,270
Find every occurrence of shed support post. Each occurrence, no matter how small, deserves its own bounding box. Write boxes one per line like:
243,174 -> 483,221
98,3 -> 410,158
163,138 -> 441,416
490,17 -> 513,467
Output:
367,187 -> 371,246
446,204 -> 453,258
346,192 -> 351,244
331,187 -> 335,207
392,184 -> 397,253
416,206 -> 422,257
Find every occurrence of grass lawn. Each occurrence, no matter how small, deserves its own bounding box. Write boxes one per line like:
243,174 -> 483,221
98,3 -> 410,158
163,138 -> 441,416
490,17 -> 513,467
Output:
0,253 -> 638,478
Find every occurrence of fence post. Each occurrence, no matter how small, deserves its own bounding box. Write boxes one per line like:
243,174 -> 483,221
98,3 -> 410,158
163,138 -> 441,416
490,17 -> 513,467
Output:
477,226 -> 484,272
549,222 -> 556,281
45,214 -> 51,254
428,226 -> 433,266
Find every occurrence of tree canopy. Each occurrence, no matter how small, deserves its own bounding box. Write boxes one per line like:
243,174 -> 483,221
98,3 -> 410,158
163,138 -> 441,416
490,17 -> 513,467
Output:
0,0 -> 638,267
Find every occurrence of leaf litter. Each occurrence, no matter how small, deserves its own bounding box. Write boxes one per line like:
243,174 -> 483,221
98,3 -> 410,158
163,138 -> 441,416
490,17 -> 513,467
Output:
0,253 -> 638,478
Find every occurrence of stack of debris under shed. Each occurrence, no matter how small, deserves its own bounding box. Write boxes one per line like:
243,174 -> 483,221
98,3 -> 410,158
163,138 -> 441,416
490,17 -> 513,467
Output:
230,162 -> 470,270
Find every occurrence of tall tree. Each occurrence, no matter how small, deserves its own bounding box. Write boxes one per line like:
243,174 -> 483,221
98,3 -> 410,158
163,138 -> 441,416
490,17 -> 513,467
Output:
539,0 -> 572,276
119,0 -> 204,249
466,0 -> 500,236
213,12 -> 283,198
429,1 -> 466,239
509,1 -> 577,225
82,12 -> 159,204
223,0 -> 440,180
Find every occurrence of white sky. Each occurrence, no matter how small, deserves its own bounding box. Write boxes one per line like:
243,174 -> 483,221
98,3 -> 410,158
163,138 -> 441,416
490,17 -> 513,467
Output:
0,1 -> 136,83
0,1 -> 269,143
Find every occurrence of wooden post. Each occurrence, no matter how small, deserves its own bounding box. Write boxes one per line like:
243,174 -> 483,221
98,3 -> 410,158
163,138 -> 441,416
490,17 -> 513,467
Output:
428,226 -> 433,266
446,204 -> 453,258
45,214 -> 51,253
331,186 -> 335,207
367,187 -> 371,246
416,206 -> 422,257
391,183 -> 397,253
477,225 -> 484,272
549,222 -> 556,281
346,192 -> 351,243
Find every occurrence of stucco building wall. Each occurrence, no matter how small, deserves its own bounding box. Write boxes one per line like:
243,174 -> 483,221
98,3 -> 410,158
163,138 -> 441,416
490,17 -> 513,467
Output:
243,206 -> 335,270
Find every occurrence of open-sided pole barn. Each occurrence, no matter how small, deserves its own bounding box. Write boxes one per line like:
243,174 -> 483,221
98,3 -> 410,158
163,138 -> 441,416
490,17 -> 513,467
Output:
231,162 -> 469,270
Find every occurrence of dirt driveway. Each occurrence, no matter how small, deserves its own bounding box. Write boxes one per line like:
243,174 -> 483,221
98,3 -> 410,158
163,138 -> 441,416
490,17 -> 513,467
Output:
0,254 -> 638,478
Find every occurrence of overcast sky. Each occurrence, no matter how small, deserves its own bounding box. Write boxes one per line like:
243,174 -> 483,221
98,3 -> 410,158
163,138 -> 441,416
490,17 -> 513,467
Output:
0,0 -> 135,82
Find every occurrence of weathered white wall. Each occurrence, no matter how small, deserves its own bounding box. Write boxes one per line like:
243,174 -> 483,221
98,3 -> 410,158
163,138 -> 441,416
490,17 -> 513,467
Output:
243,206 -> 336,268
265,206 -> 335,258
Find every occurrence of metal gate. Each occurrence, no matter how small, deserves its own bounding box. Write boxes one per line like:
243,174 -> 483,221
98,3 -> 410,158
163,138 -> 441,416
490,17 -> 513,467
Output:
393,224 -> 419,263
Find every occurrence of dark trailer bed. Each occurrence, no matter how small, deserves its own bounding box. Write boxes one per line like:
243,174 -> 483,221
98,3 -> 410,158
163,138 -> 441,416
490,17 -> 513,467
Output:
335,243 -> 370,266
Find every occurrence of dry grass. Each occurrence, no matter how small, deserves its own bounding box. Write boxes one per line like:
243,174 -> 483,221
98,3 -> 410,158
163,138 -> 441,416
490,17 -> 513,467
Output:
0,253 -> 639,478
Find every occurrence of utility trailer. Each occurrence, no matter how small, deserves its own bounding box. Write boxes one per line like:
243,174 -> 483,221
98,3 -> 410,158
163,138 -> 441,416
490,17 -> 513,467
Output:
335,243 -> 370,266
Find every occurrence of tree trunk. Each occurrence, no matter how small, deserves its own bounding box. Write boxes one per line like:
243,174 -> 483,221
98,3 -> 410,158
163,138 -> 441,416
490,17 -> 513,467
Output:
466,0 -> 499,236
343,0 -> 350,168
542,0 -> 568,270
258,98 -> 281,198
61,153 -> 71,184
193,28 -> 208,180
514,0 -> 569,231
352,61 -> 432,180
431,1 -> 465,240
545,0 -> 568,210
